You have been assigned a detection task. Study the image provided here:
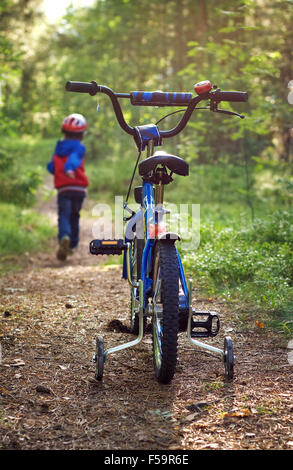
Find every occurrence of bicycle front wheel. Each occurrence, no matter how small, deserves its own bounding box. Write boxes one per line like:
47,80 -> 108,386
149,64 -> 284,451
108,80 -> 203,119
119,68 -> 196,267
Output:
152,241 -> 179,384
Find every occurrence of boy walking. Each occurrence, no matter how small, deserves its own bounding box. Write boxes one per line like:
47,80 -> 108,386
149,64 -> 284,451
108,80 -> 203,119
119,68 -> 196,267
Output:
47,113 -> 89,261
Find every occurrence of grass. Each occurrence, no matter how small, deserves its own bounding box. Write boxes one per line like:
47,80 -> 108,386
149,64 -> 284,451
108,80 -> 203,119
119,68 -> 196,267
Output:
0,202 -> 54,259
181,209 -> 293,334
0,136 -> 56,268
1,135 -> 56,167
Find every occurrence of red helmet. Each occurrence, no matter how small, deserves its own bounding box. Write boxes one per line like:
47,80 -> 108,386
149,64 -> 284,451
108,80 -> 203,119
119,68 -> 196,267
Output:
62,113 -> 87,133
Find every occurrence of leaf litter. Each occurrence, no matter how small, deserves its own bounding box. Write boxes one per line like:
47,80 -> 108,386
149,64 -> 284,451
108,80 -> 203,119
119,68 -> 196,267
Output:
0,196 -> 292,450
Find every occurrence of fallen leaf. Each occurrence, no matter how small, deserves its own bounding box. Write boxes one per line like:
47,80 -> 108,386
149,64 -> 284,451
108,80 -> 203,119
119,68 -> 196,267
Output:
222,408 -> 251,418
255,321 -> 265,328
184,413 -> 197,422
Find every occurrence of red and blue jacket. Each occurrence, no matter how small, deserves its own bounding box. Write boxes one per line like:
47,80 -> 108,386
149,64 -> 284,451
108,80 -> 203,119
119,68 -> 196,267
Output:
47,139 -> 89,189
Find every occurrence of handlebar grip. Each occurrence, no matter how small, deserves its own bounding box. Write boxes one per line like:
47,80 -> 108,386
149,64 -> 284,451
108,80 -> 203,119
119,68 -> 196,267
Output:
65,81 -> 100,96
212,90 -> 248,102
130,91 -> 193,107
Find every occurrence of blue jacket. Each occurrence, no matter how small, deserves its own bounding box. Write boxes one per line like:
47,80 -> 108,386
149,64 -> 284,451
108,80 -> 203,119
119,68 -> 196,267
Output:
47,139 -> 86,174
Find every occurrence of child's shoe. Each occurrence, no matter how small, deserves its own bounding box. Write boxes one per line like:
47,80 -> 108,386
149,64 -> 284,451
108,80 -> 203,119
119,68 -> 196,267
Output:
57,235 -> 71,261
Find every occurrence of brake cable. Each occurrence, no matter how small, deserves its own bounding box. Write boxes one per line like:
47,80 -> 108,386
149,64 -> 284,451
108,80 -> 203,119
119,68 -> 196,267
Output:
155,107 -> 209,126
124,150 -> 142,219
124,107 -> 209,214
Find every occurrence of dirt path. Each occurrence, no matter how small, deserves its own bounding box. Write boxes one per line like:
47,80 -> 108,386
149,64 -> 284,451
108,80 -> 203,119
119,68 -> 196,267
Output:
0,191 -> 292,451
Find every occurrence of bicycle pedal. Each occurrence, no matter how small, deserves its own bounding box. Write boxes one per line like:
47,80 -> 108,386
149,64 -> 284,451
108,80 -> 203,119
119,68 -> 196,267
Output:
190,310 -> 220,338
89,239 -> 126,256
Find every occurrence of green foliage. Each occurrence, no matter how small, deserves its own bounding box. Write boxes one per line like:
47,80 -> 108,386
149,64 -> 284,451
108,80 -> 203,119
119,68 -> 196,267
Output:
0,202 -> 54,258
0,167 -> 42,206
0,137 -> 54,206
1,0 -> 293,165
0,0 -> 44,134
182,210 -> 293,334
0,136 -> 55,260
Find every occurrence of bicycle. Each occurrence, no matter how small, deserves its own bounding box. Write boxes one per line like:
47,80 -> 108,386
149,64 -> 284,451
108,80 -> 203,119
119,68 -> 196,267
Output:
66,79 -> 248,384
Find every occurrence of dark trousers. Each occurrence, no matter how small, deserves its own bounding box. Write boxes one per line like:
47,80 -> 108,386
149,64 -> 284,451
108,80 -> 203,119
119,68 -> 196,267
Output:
57,191 -> 85,248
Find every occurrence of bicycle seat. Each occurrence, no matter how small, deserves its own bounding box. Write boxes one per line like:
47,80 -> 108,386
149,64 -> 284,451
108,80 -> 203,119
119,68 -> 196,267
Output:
139,150 -> 189,177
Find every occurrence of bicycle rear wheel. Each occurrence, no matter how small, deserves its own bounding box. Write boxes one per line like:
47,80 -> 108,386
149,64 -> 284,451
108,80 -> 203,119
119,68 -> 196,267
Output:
152,241 -> 179,384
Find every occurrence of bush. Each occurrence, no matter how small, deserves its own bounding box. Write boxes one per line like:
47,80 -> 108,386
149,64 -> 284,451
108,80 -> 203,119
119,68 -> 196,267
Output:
0,145 -> 43,207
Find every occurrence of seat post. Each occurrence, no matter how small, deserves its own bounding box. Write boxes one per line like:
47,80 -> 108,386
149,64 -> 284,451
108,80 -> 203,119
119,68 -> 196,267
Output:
155,170 -> 164,205
147,140 -> 154,158
146,141 -> 165,205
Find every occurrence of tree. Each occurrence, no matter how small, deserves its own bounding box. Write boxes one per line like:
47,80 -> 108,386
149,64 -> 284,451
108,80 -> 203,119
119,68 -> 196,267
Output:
0,0 -> 45,134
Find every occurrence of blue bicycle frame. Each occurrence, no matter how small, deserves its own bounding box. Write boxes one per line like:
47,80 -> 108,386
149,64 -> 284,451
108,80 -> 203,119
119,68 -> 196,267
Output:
125,141 -> 190,312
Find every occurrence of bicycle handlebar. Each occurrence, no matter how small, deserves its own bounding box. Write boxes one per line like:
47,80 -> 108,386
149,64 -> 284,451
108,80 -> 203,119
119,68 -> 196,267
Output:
66,80 -> 100,95
66,81 -> 135,135
130,91 -> 193,107
65,80 -> 248,138
212,90 -> 248,102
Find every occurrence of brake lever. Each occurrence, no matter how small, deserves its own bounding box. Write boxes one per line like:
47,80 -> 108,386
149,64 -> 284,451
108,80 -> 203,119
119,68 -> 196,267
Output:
213,108 -> 245,119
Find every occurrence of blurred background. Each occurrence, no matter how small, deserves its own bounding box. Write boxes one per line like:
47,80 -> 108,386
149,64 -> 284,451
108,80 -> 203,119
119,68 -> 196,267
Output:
0,0 -> 292,331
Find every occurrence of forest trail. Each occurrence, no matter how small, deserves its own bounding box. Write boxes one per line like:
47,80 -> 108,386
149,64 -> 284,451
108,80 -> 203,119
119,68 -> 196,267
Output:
0,189 -> 292,451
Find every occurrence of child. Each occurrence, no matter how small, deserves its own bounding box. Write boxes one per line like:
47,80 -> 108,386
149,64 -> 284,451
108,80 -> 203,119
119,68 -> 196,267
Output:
47,113 -> 89,261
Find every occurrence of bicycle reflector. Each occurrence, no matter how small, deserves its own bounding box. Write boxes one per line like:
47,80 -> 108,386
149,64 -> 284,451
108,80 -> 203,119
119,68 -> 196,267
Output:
148,222 -> 167,239
194,80 -> 212,95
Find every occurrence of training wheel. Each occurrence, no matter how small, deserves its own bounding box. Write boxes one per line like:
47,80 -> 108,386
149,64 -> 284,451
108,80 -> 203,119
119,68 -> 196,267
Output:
223,336 -> 234,380
95,336 -> 105,381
